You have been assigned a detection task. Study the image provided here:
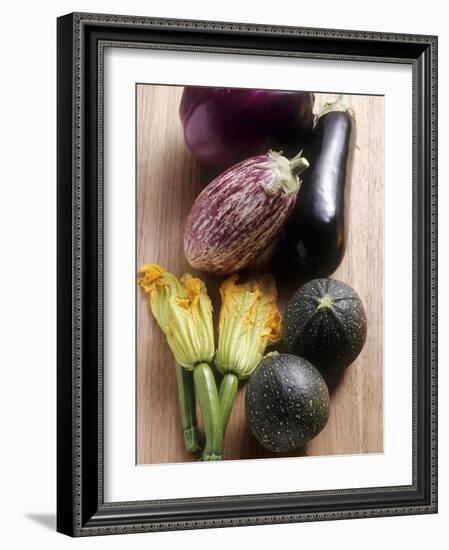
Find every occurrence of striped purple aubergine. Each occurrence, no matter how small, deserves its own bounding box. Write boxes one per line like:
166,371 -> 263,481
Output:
184,150 -> 309,275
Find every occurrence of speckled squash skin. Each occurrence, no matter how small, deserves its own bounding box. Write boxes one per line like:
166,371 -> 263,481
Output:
245,353 -> 330,452
282,278 -> 367,371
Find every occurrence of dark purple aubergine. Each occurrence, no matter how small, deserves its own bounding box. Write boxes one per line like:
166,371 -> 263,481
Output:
276,95 -> 356,278
179,87 -> 314,169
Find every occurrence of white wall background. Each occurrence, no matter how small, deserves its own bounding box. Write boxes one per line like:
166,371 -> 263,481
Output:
0,1 -> 445,548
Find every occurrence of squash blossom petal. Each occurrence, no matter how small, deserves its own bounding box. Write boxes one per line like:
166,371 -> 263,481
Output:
138,264 -> 215,369
215,274 -> 281,379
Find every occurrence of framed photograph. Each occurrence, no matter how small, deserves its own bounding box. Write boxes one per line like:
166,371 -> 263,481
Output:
57,12 -> 438,536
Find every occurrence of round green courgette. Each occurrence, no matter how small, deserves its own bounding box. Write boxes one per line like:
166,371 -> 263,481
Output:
245,353 -> 329,452
282,278 -> 367,372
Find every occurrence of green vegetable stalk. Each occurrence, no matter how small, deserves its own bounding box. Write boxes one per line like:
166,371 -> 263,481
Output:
175,363 -> 202,452
139,264 -> 222,461
215,274 -> 282,432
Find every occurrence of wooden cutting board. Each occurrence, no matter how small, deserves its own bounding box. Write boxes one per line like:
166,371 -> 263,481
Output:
136,85 -> 384,464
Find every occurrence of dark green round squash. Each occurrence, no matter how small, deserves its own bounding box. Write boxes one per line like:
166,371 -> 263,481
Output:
245,353 -> 329,452
282,278 -> 367,371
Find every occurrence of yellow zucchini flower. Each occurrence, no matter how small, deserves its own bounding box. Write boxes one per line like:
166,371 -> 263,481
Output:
138,264 -> 215,370
215,274 -> 281,380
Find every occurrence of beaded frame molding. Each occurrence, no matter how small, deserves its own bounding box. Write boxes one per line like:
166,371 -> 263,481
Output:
57,12 -> 438,537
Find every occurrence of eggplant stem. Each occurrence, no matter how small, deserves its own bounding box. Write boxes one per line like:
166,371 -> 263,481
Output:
175,363 -> 203,453
219,373 -> 239,434
259,150 -> 309,195
318,94 -> 355,120
289,153 -> 310,177
193,363 -> 223,461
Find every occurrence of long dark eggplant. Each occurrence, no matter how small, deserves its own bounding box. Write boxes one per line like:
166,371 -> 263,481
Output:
275,95 -> 356,279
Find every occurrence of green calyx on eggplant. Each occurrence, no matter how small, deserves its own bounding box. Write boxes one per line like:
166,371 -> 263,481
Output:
282,278 -> 367,372
245,353 -> 330,452
275,95 -> 356,279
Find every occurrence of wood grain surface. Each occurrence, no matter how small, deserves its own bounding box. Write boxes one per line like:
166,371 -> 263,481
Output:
136,85 -> 384,464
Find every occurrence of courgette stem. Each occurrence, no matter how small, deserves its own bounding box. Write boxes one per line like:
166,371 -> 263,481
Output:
218,373 -> 239,433
175,362 -> 203,453
193,362 -> 223,461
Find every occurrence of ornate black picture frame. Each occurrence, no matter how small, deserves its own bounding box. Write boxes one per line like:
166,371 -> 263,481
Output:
57,12 -> 438,537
